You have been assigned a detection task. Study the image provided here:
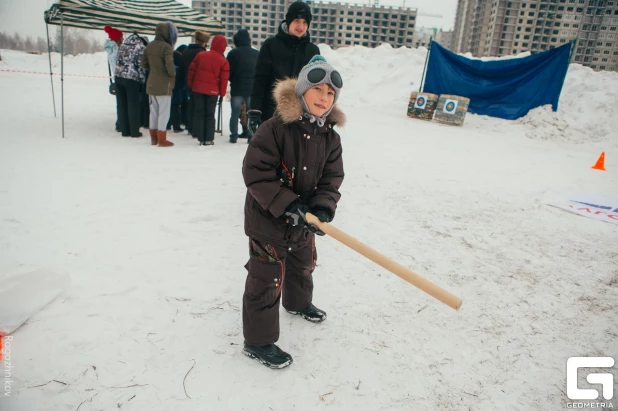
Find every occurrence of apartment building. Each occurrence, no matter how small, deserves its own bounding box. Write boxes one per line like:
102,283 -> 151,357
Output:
412,27 -> 434,48
452,0 -> 618,72
191,0 -> 418,49
435,29 -> 455,49
407,27 -> 454,50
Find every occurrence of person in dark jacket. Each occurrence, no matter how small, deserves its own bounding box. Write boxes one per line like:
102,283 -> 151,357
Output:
247,1 -> 320,134
167,44 -> 187,133
115,33 -> 147,137
142,21 -> 177,147
241,55 -> 345,369
179,44 -> 190,128
188,35 -> 229,146
138,35 -> 150,130
226,29 -> 258,143
181,31 -> 209,137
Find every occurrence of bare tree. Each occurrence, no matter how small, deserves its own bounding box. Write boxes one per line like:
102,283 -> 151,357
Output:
89,38 -> 103,53
76,35 -> 90,55
36,36 -> 48,52
57,27 -> 77,55
0,30 -> 103,54
54,27 -> 104,55
13,33 -> 24,50
0,32 -> 8,48
24,36 -> 35,51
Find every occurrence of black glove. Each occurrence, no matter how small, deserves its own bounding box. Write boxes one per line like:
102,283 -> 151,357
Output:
247,110 -> 262,135
306,208 -> 330,236
283,200 -> 310,227
306,223 -> 325,236
312,208 -> 332,223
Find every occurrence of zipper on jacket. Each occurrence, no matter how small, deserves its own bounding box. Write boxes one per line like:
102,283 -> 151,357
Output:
296,143 -> 305,195
281,161 -> 294,188
313,123 -> 320,180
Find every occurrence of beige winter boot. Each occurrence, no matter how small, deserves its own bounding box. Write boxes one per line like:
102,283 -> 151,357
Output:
157,130 -> 174,147
149,129 -> 158,145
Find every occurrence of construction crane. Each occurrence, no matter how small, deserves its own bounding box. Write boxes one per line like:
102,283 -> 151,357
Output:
371,0 -> 443,18
417,12 -> 444,18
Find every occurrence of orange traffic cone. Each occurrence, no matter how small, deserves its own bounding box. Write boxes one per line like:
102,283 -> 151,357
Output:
592,152 -> 606,171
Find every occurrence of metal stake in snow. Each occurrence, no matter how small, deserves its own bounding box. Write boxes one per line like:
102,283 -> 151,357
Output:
305,213 -> 463,311
61,12 -> 65,139
45,23 -> 56,118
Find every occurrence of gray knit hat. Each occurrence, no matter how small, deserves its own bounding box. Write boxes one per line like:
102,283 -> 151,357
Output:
295,55 -> 343,106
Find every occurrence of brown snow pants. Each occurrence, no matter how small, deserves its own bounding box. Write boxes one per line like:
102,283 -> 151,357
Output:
242,236 -> 317,346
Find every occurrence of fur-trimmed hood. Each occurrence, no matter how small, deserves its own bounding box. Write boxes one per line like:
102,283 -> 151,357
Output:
272,78 -> 346,128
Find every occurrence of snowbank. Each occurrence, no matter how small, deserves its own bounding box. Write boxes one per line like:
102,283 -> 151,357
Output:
1,45 -> 617,411
2,46 -> 617,145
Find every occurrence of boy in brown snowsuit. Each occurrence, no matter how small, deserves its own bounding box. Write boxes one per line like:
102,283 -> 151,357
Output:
241,56 -> 345,369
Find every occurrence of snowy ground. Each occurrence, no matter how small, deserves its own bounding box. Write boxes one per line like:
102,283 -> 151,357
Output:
1,47 -> 617,410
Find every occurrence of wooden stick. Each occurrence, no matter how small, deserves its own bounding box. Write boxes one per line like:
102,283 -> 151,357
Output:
305,213 -> 463,311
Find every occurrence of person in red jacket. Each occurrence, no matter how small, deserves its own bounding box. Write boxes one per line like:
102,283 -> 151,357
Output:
188,35 -> 229,146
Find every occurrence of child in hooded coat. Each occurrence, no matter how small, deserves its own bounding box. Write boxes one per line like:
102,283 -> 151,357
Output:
241,55 -> 345,369
188,35 -> 230,146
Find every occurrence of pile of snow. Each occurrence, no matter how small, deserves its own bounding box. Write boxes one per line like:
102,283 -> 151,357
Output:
0,46 -> 617,411
2,45 -> 617,144
518,64 -> 618,143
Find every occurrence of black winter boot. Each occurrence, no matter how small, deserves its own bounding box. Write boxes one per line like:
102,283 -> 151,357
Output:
243,342 -> 293,369
287,303 -> 327,323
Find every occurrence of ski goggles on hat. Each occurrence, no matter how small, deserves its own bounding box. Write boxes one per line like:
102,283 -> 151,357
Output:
307,67 -> 343,89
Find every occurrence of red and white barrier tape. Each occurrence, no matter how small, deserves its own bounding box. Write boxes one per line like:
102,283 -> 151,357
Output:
0,69 -> 110,79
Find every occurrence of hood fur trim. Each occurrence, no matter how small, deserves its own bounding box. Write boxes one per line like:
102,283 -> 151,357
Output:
272,78 -> 346,127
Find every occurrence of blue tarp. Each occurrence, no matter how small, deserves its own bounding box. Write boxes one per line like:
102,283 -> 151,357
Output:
423,41 -> 572,120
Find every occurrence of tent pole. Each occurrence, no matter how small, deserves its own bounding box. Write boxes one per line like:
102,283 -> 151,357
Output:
46,23 -> 57,118
419,37 -> 432,92
61,14 -> 65,139
557,40 -> 575,112
220,102 -> 223,135
568,39 -> 576,63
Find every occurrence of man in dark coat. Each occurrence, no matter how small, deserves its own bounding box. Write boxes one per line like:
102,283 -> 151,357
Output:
227,29 -> 259,143
166,44 -> 186,133
180,31 -> 209,136
247,1 -> 319,133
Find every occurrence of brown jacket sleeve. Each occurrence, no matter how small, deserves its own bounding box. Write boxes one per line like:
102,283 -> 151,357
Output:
242,120 -> 299,218
141,47 -> 150,70
307,134 -> 344,220
164,45 -> 175,78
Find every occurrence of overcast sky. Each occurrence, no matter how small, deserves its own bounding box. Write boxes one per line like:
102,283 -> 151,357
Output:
0,0 -> 457,40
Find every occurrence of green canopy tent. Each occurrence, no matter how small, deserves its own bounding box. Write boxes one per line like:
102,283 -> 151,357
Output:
43,0 -> 223,137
